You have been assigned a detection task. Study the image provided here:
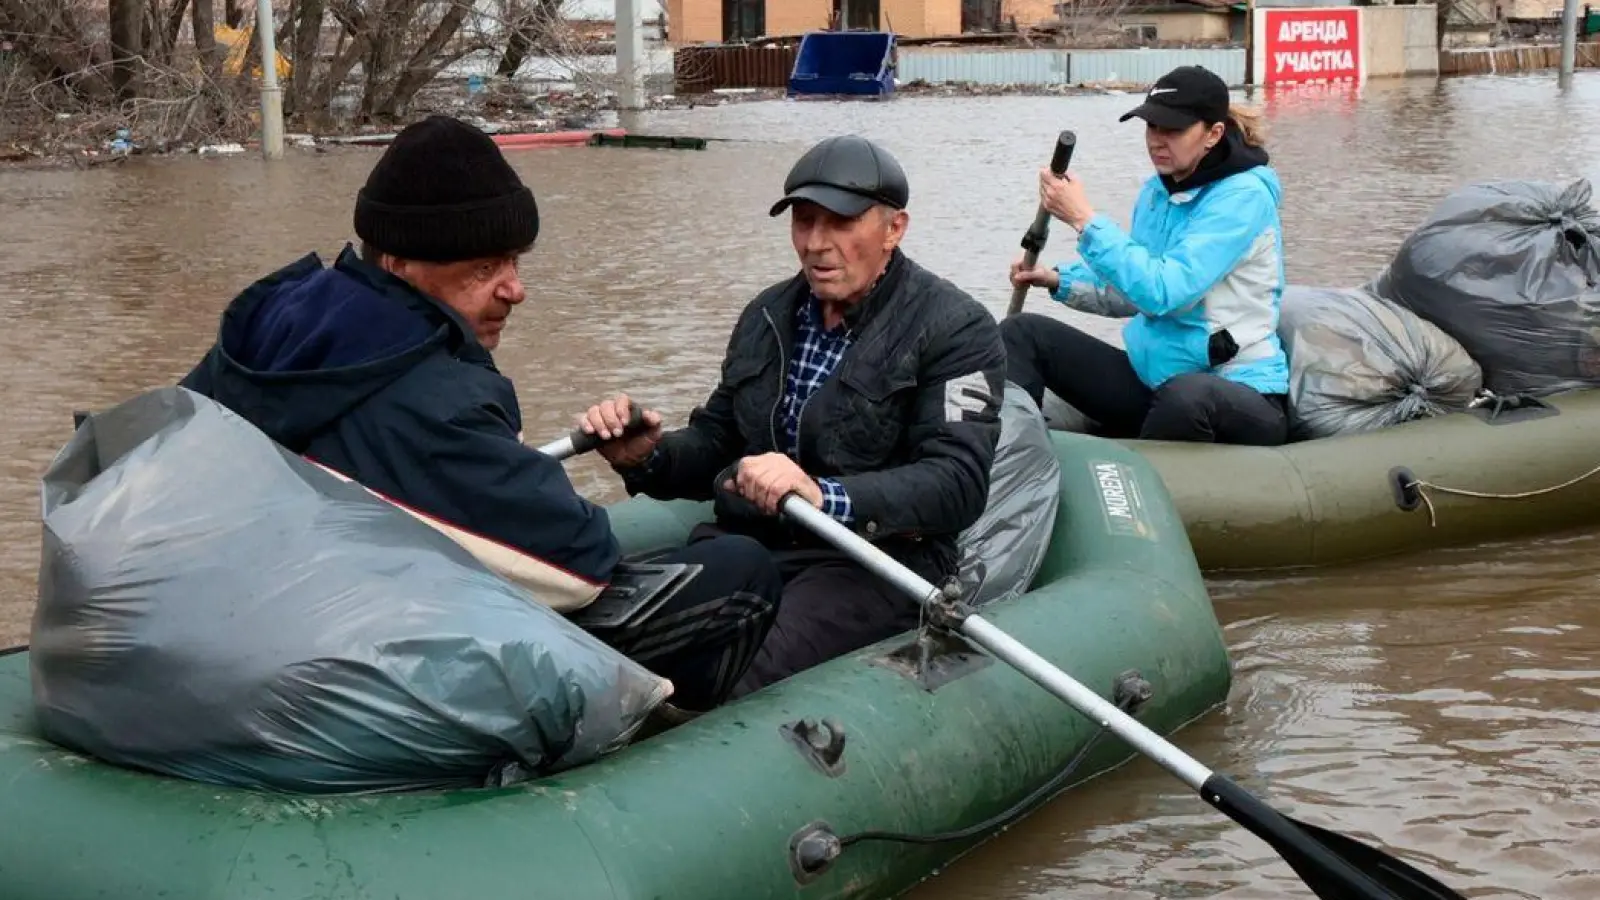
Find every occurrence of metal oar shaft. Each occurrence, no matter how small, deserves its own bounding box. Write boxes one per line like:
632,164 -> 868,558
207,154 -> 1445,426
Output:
779,495 -> 1213,789
778,492 -> 1469,900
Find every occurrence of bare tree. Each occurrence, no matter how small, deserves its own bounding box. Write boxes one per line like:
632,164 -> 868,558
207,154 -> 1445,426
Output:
496,0 -> 563,76
108,0 -> 140,99
0,0 -> 113,102
269,0 -> 505,124
1049,0 -> 1142,46
0,0 -> 658,153
193,0 -> 219,73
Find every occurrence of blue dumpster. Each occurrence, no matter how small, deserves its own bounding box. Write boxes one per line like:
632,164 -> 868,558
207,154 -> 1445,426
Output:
787,31 -> 897,98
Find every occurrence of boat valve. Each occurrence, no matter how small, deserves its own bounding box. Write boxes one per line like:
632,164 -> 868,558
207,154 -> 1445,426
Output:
787,820 -> 843,884
1113,669 -> 1154,713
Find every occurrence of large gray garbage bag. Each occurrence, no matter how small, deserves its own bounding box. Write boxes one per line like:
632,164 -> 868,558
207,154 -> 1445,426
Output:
1277,285 -> 1483,439
30,387 -> 670,795
955,383 -> 1061,607
1368,179 -> 1600,396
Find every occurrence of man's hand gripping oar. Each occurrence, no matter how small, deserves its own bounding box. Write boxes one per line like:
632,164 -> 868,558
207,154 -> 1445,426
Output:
771,490 -> 1470,900
540,404 -> 653,461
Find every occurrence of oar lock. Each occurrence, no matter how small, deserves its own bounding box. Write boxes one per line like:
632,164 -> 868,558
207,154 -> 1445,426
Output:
780,717 -> 847,778
925,579 -> 974,632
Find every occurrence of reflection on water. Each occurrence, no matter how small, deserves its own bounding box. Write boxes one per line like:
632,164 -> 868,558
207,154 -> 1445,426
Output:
3,69 -> 1600,899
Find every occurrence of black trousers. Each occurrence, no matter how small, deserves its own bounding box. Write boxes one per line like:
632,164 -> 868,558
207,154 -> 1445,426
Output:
1001,312 -> 1290,446
728,542 -> 923,699
597,530 -> 783,712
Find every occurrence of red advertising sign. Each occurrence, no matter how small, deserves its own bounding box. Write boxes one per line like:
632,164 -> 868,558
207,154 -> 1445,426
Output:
1256,7 -> 1363,86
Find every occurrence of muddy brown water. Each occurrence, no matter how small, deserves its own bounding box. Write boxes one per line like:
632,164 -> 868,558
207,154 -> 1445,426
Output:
3,72 -> 1600,898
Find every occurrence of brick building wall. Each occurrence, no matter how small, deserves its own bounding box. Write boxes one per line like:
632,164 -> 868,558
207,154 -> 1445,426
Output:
768,0 -> 832,34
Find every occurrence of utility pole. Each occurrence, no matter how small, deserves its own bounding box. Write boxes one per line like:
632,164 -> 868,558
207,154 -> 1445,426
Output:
616,0 -> 646,110
255,0 -> 285,159
1245,0 -> 1256,86
1560,0 -> 1580,87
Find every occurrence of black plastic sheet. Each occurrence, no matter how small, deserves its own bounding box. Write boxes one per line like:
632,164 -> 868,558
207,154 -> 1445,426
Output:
955,383 -> 1061,607
1370,179 -> 1600,396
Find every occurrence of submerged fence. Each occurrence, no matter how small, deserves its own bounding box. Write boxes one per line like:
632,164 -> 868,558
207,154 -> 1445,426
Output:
670,39 -> 1599,94
672,44 -> 1246,94
672,44 -> 802,93
1438,41 -> 1600,75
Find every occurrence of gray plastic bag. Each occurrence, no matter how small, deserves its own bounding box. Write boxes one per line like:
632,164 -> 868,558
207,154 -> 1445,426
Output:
1277,285 -> 1483,439
1369,179 -> 1600,396
30,386 -> 670,795
955,383 -> 1061,607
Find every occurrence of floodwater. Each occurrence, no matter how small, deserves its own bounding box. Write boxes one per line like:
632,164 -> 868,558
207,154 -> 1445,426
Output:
4,70 -> 1600,898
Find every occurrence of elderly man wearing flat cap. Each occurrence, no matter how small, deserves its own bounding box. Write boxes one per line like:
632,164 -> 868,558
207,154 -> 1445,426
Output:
581,134 -> 1006,697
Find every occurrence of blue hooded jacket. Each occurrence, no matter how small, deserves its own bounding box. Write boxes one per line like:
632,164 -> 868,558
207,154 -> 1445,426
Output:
179,244 -> 619,588
1050,129 -> 1290,396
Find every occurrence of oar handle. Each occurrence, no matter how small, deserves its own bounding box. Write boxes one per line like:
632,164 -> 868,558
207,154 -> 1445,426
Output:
539,406 -> 648,461
1006,130 -> 1078,319
1048,130 -> 1077,176
776,492 -> 1212,790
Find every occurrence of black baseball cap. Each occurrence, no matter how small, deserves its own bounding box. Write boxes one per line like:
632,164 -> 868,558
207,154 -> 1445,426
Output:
768,135 -> 910,218
1119,65 -> 1231,130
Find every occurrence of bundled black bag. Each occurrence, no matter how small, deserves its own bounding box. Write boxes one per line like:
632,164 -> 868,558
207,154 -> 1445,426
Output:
1276,285 -> 1482,439
1369,179 -> 1600,396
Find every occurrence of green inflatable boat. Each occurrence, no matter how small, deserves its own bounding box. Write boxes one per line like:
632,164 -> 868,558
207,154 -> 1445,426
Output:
0,430 -> 1231,900
1047,389 -> 1600,572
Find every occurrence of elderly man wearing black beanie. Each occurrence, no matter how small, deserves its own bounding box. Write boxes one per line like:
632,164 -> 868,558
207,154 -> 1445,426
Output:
179,115 -> 784,719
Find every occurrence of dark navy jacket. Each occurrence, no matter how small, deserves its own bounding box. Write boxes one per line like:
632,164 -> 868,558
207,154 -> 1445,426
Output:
179,244 -> 619,587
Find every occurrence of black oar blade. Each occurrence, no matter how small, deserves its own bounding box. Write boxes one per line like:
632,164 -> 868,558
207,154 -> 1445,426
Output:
1200,774 -> 1469,900
1288,817 -> 1466,900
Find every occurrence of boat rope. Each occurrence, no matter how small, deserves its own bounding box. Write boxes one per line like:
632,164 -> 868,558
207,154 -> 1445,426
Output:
1406,460 -> 1600,527
829,682 -> 1148,851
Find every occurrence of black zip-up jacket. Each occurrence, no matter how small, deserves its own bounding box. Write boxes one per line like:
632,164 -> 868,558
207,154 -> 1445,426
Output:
620,250 -> 1007,582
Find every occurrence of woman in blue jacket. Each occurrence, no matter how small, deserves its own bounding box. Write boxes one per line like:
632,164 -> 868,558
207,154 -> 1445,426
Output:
1004,65 -> 1290,445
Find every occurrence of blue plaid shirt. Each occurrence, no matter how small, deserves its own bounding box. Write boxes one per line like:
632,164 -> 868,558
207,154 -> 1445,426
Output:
642,295 -> 856,524
782,295 -> 855,524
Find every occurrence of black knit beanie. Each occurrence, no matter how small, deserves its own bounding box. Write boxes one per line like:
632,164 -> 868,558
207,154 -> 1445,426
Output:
353,115 -> 540,263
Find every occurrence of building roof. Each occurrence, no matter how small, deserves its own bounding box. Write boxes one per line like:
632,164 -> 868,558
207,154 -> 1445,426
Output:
1122,0 -> 1245,12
